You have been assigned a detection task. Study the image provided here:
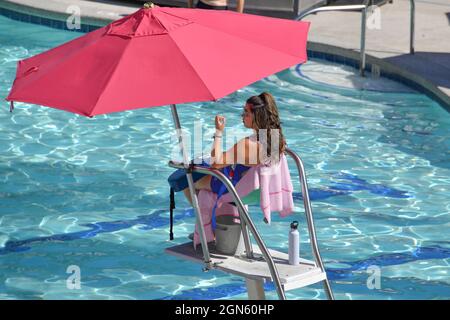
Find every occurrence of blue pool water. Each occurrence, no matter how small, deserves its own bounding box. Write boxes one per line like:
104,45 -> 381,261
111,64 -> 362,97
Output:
1,14 -> 449,300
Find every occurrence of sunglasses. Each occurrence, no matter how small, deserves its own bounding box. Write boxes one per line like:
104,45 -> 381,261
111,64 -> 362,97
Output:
241,110 -> 252,118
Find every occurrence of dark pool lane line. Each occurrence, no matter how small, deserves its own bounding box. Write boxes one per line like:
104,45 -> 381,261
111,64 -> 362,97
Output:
293,171 -> 410,200
0,171 -> 440,300
326,245 -> 450,280
0,172 -> 410,255
0,209 -> 195,255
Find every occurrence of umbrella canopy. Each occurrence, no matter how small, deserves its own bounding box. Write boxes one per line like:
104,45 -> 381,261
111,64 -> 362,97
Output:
6,5 -> 309,117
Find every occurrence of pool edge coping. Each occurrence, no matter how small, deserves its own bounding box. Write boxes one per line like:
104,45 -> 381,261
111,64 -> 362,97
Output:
308,42 -> 450,112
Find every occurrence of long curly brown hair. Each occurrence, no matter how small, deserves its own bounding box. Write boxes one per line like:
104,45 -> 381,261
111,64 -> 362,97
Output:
246,92 -> 286,163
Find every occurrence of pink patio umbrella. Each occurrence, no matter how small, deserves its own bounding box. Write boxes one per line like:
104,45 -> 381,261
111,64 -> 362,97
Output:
5,3 -> 310,300
6,4 -> 309,116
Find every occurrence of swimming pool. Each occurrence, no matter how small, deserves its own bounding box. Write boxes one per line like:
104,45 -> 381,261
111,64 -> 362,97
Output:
0,14 -> 449,300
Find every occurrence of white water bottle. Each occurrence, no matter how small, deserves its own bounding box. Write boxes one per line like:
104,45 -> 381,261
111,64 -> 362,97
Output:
288,221 -> 300,265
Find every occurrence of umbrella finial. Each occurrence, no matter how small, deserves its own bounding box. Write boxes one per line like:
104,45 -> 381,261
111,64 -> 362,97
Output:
143,2 -> 155,9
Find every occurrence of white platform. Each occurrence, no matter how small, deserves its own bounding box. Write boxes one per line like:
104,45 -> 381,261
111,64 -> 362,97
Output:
165,242 -> 327,291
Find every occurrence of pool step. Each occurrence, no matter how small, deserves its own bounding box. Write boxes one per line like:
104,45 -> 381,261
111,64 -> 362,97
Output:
165,242 -> 327,291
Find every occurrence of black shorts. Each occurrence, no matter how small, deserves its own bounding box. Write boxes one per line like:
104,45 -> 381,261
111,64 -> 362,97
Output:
196,1 -> 228,10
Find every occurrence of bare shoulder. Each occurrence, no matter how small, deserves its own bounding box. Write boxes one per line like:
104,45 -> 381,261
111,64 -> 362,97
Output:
239,135 -> 259,147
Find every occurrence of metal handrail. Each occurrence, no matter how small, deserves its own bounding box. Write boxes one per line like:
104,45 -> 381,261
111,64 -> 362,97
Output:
410,0 -> 415,54
360,1 -> 369,76
296,4 -> 367,21
293,0 -> 300,16
296,2 -> 369,76
284,148 -> 335,300
168,160 -> 287,300
170,105 -> 212,270
296,0 -> 416,76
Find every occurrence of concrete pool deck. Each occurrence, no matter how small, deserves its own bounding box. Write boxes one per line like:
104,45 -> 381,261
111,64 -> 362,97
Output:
0,0 -> 449,108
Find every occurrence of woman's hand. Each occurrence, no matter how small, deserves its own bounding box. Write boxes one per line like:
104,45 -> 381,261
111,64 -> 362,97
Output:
215,115 -> 225,132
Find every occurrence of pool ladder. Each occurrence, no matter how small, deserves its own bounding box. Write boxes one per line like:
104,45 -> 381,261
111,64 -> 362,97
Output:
166,148 -> 334,300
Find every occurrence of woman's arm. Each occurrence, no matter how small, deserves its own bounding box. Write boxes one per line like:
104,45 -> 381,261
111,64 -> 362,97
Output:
210,115 -> 260,168
211,115 -> 225,166
187,0 -> 194,8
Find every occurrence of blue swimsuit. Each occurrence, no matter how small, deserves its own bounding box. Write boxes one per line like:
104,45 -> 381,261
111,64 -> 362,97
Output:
209,164 -> 251,230
210,164 -> 251,194
167,162 -> 251,239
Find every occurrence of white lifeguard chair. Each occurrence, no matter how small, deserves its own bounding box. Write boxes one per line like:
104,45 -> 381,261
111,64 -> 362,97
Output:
165,105 -> 334,300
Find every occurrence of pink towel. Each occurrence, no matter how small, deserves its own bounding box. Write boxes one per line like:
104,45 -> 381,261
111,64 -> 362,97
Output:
218,153 -> 295,223
193,190 -> 240,249
193,153 -> 294,248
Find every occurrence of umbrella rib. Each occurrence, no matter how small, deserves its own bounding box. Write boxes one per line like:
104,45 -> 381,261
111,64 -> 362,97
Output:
196,22 -> 309,62
7,30 -> 105,106
164,24 -> 308,102
166,34 -> 217,102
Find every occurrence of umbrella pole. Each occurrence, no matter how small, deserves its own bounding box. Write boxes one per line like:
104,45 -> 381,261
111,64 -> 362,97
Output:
170,104 -> 212,270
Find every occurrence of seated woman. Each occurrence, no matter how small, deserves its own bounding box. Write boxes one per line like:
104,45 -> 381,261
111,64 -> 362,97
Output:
182,91 -> 287,205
